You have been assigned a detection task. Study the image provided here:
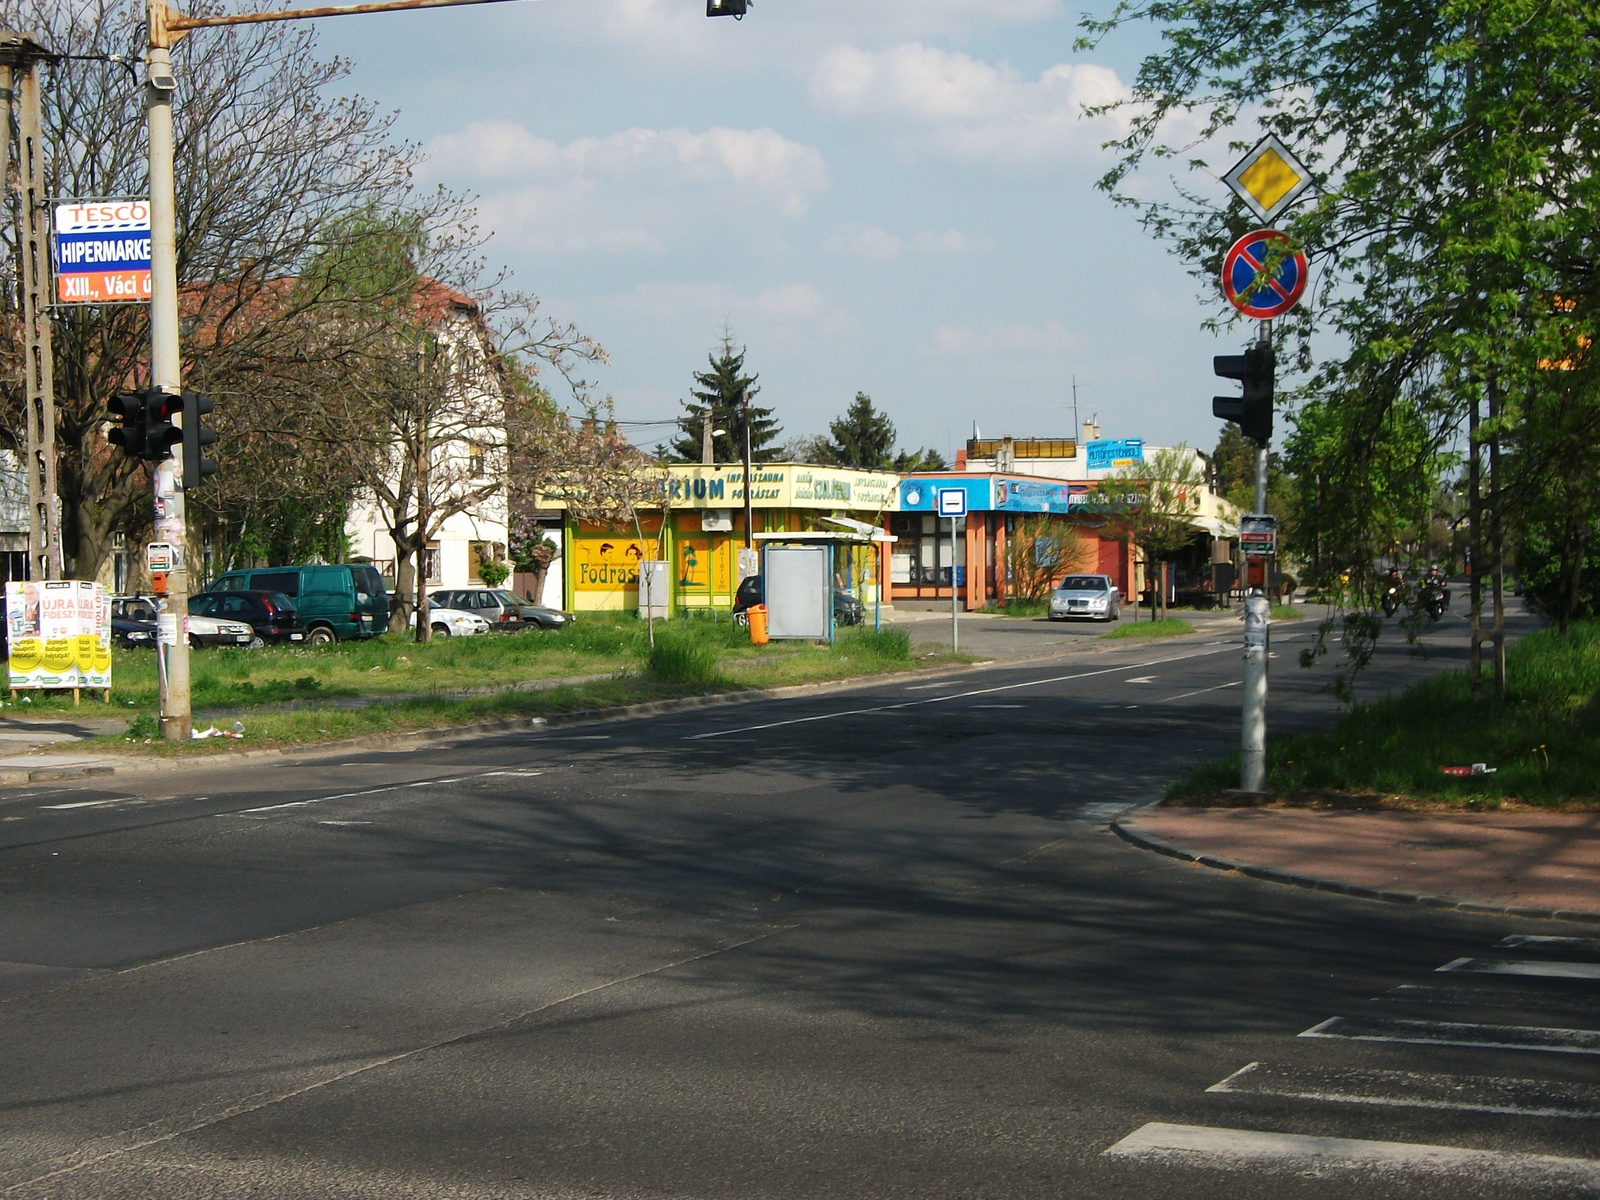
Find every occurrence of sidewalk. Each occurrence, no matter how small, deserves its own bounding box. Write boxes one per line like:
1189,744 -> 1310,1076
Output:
1117,806 -> 1600,921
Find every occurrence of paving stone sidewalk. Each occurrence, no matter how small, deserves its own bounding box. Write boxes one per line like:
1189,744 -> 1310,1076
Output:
1122,806 -> 1600,918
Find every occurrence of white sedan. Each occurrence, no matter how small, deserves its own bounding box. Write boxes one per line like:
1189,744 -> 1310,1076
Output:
187,612 -> 257,647
412,604 -> 491,638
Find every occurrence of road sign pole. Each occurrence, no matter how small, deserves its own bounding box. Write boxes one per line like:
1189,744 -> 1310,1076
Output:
1241,317 -> 1272,792
950,515 -> 959,654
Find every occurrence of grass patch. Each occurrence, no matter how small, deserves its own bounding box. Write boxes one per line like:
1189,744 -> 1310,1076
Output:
978,599 -> 1050,618
1102,617 -> 1195,640
647,632 -> 720,686
1271,604 -> 1304,621
1168,619 -> 1600,808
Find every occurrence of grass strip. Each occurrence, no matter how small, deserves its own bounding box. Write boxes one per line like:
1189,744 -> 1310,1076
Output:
1169,619 -> 1600,808
1102,617 -> 1195,640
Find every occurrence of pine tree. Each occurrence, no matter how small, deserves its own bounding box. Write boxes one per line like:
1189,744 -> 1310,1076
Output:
822,393 -> 897,469
666,335 -> 782,463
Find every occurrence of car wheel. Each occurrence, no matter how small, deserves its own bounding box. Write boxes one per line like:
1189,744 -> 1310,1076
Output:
733,611 -> 749,628
431,623 -> 451,638
307,626 -> 337,646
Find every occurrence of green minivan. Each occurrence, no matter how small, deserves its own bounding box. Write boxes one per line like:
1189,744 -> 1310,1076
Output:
205,564 -> 389,644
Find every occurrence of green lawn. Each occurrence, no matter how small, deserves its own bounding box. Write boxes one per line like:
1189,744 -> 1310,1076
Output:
89,619 -> 958,752
1102,617 -> 1195,640
1170,619 -> 1600,807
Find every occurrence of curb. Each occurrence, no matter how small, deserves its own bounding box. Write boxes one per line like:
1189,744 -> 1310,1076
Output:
1110,819 -> 1600,925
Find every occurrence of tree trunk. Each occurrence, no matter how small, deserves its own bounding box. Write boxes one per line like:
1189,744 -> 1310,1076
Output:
1487,373 -> 1505,699
1468,387 -> 1482,700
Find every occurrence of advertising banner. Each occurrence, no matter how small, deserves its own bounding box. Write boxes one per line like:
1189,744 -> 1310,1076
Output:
52,200 -> 152,304
6,581 -> 112,690
1087,439 -> 1144,470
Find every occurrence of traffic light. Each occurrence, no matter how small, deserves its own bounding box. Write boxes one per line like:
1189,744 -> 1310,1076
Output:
146,390 -> 183,462
1213,343 -> 1276,445
706,0 -> 747,15
182,392 -> 217,488
107,389 -> 152,460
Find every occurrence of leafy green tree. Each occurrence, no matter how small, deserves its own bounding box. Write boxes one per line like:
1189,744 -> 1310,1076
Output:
894,446 -> 948,472
665,336 -> 782,463
1098,446 -> 1207,621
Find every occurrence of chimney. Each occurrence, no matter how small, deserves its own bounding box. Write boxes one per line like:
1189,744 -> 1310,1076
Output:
1082,418 -> 1100,444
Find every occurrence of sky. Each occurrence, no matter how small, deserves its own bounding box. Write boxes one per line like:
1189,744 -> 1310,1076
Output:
311,0 -> 1255,462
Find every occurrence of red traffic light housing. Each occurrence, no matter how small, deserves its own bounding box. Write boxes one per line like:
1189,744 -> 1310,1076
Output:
1212,344 -> 1275,445
706,0 -> 747,15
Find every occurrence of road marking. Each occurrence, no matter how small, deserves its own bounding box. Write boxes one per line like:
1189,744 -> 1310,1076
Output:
1102,1121 -> 1600,1185
237,784 -> 402,814
1157,680 -> 1241,703
1302,1015 -> 1600,1055
1079,801 -> 1136,821
481,770 -> 544,777
1440,956 -> 1600,981
970,704 -> 1024,709
1208,1061 -> 1600,1119
39,798 -> 133,810
1124,676 -> 1158,684
1501,934 -> 1600,954
316,820 -> 373,827
683,645 -> 1235,740
904,682 -> 958,690
1376,983 -> 1600,1018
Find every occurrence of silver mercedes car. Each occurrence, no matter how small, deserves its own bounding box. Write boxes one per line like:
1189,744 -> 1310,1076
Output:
1048,574 -> 1122,622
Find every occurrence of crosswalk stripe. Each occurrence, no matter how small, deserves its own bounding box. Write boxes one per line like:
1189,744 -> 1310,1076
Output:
1302,1015 -> 1600,1055
1103,1122 -> 1600,1186
1378,983 -> 1600,1019
1440,956 -> 1600,981
1207,1061 -> 1600,1119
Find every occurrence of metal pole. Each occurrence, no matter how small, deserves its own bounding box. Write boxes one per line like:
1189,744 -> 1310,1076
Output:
741,388 -> 753,550
146,20 -> 192,740
950,514 -> 958,653
18,59 -> 58,580
1240,318 -> 1271,791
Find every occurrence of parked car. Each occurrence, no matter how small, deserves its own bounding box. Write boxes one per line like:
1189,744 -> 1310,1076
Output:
428,588 -> 575,631
1048,574 -> 1122,622
412,604 -> 491,638
204,564 -> 388,644
111,595 -> 160,649
731,575 -> 866,628
185,610 -> 257,648
189,591 -> 305,647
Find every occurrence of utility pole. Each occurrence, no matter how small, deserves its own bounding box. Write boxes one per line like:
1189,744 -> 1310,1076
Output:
2,31 -> 60,582
741,387 -> 753,550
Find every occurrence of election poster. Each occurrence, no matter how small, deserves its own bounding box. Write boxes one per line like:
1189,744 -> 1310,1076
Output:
6,580 -> 112,694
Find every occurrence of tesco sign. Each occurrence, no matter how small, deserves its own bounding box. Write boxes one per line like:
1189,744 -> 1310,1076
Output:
53,200 -> 152,304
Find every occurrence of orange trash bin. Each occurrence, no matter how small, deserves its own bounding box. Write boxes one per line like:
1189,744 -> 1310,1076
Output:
747,604 -> 769,645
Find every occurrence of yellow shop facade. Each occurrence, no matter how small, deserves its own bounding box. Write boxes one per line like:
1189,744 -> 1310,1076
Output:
560,463 -> 899,614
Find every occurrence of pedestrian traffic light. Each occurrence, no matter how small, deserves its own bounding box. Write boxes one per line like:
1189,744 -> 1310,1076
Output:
706,0 -> 747,15
1213,343 -> 1276,445
182,391 -> 217,488
107,389 -> 152,460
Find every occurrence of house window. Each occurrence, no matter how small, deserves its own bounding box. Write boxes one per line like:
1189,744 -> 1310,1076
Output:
424,541 -> 441,584
468,541 -> 492,582
468,441 -> 485,478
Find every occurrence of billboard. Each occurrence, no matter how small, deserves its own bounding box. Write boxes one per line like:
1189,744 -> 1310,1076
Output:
53,200 -> 152,304
6,580 -> 112,690
1086,439 -> 1144,470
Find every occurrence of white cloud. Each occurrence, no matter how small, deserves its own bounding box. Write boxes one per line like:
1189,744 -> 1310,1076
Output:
930,320 -> 1081,355
914,229 -> 979,254
825,224 -> 983,261
810,42 -> 1129,165
614,281 -> 853,339
421,121 -> 830,254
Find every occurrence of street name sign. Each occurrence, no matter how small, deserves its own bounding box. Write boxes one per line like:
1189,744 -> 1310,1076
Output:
1240,512 -> 1277,555
146,541 -> 174,573
1223,134 -> 1313,223
53,200 -> 152,304
1222,229 -> 1308,320
936,487 -> 967,517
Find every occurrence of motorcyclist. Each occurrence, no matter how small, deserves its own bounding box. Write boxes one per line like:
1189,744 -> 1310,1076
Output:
1381,565 -> 1404,615
1421,564 -> 1450,615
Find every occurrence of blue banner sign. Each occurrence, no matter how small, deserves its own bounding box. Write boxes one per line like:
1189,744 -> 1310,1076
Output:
1086,439 -> 1143,470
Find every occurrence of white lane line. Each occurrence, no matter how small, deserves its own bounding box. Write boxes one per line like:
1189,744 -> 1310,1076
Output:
316,820 -> 373,827
1301,1015 -> 1600,1055
1375,984 -> 1600,1018
684,645 -> 1235,741
39,798 -> 136,810
1102,1121 -> 1600,1186
1124,676 -> 1158,684
482,770 -> 544,777
904,682 -> 958,691
1440,957 -> 1600,981
1501,935 -> 1600,954
1208,1061 -> 1600,1119
237,784 -> 402,814
1158,680 -> 1242,703
970,704 -> 1025,709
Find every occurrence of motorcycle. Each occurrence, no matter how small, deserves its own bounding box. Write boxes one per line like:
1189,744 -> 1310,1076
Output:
1381,582 -> 1402,617
1421,579 -> 1449,620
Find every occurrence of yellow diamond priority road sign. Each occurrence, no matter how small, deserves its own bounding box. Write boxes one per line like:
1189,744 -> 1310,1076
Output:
1224,134 -> 1313,223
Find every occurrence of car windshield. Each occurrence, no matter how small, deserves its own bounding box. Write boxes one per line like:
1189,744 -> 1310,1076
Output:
1057,576 -> 1107,592
120,600 -> 157,622
492,590 -> 525,607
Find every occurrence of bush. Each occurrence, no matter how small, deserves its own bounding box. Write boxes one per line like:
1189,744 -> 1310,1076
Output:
647,633 -> 719,685
478,560 -> 510,588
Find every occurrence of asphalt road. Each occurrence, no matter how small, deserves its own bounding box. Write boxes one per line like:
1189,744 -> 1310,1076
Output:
1,599 -> 1595,1199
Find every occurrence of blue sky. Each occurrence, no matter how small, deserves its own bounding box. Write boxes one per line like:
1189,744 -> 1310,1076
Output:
314,0 -> 1254,460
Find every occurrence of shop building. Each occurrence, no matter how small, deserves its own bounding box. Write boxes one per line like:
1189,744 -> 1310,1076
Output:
560,463 -> 898,614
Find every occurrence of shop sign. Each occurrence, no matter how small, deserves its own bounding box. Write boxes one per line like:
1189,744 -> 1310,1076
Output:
1086,439 -> 1144,470
573,536 -> 652,590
